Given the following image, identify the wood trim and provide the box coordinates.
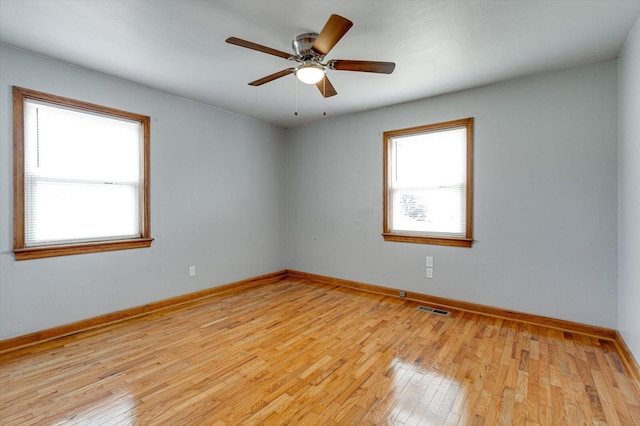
[382,127,391,235]
[465,117,474,240]
[12,86,152,261]
[286,269,618,340]
[614,331,640,389]
[14,238,155,260]
[382,117,474,247]
[382,233,473,247]
[13,87,26,251]
[12,86,151,121]
[0,270,287,354]
[142,112,152,239]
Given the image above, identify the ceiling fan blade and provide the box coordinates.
[311,14,353,56]
[331,60,396,74]
[316,76,337,98]
[249,68,295,86]
[226,37,291,59]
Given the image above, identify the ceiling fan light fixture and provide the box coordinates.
[295,63,325,84]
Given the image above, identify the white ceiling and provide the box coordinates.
[1,0,639,128]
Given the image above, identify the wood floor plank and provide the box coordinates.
[0,277,638,425]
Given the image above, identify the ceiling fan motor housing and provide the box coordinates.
[292,32,320,60]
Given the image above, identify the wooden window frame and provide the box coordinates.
[13,86,153,260]
[382,117,474,247]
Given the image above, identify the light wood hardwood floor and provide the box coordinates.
[1,277,638,425]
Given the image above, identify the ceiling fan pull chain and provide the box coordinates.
[323,77,326,117]
[294,75,299,116]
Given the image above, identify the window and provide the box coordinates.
[13,86,152,260]
[383,117,473,247]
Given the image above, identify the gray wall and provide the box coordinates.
[0,46,287,340]
[619,16,640,361]
[286,60,619,328]
[0,44,624,342]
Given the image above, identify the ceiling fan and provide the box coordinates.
[226,14,395,98]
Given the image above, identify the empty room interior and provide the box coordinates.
[1,0,639,424]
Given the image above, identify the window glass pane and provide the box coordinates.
[23,99,143,246]
[26,180,139,245]
[391,187,465,236]
[24,100,142,183]
[390,126,467,236]
[393,128,466,188]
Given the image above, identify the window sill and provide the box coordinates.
[14,238,154,260]
[382,233,473,247]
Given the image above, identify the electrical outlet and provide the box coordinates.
[399,291,406,298]
[189,266,196,277]
[426,256,434,268]
[426,268,433,279]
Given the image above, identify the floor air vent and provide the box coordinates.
[417,305,450,316]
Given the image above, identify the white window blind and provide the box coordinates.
[390,127,467,237]
[23,99,143,246]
